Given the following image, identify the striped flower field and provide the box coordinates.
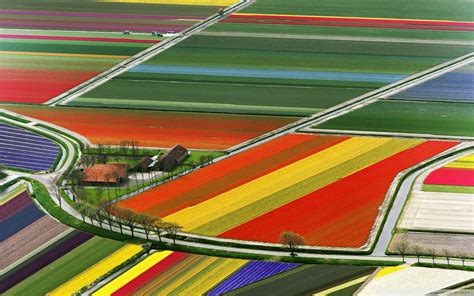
[0,122,59,171]
[423,154,474,193]
[399,153,474,233]
[0,0,226,33]
[94,251,300,296]
[0,187,141,295]
[0,30,158,104]
[118,134,458,247]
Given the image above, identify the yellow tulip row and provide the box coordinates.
[93,251,173,296]
[146,256,246,295]
[445,154,474,169]
[49,244,143,296]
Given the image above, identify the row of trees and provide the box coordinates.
[394,240,468,266]
[75,201,182,243]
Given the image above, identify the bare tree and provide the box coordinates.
[152,218,165,242]
[89,205,106,228]
[395,240,410,262]
[443,249,451,265]
[115,207,139,237]
[136,214,155,239]
[411,245,424,263]
[457,252,467,266]
[162,222,182,244]
[49,175,62,208]
[76,201,89,222]
[279,231,305,257]
[130,141,139,157]
[99,202,115,230]
[107,206,124,234]
[426,248,436,265]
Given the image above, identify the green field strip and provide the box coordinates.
[3,237,124,296]
[69,97,322,116]
[165,35,474,59]
[79,79,368,109]
[206,23,474,42]
[228,264,375,296]
[315,100,474,138]
[117,72,384,89]
[0,41,147,56]
[0,38,153,48]
[142,47,453,74]
[0,0,221,17]
[239,0,474,21]
[422,184,474,194]
[0,28,163,40]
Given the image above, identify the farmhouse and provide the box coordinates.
[83,163,128,185]
[156,145,189,172]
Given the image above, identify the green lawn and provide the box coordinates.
[315,100,474,137]
[4,237,124,296]
[78,150,225,205]
[423,184,474,194]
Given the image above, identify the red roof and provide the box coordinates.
[83,163,127,183]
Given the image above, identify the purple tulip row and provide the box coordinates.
[208,261,301,296]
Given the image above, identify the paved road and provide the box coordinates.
[199,31,474,46]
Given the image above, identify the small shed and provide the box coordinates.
[156,145,189,172]
[83,163,128,185]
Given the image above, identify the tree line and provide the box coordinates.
[394,239,468,266]
[75,201,182,244]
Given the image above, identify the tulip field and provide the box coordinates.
[93,250,374,295]
[315,62,474,137]
[1,184,144,296]
[0,122,59,171]
[67,0,474,115]
[2,105,299,150]
[0,0,230,104]
[0,0,225,32]
[0,30,157,104]
[118,134,458,247]
[1,0,473,293]
[399,154,474,233]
